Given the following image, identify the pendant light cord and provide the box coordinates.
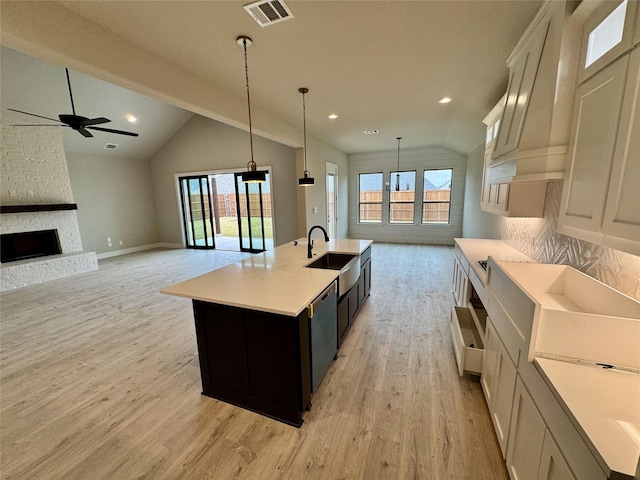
[243,39,255,168]
[396,137,402,191]
[302,89,308,173]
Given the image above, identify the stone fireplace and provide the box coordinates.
[1,121,98,290]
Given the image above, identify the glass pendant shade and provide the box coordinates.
[298,87,314,186]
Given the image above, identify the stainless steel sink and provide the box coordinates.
[306,253,360,296]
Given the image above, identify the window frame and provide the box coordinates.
[388,170,417,225]
[358,172,383,224]
[421,168,453,225]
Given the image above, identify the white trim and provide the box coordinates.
[96,243,182,260]
[326,162,338,239]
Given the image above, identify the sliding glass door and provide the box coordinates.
[179,175,215,249]
[234,172,270,253]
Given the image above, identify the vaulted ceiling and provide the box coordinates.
[1,1,543,158]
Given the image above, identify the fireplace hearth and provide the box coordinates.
[1,230,62,263]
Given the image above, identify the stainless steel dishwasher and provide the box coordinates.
[308,281,338,393]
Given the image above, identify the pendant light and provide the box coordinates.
[298,87,314,186]
[395,137,402,191]
[237,35,266,184]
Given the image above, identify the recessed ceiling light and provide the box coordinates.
[126,114,137,123]
[328,114,338,119]
[439,97,452,104]
[364,130,380,135]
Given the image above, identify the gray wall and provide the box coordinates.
[296,136,349,239]
[148,115,298,246]
[67,152,160,254]
[461,142,503,239]
[348,146,467,245]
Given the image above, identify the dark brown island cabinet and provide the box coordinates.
[192,246,372,427]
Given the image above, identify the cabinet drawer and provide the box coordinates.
[450,306,484,376]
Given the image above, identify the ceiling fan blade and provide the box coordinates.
[11,124,66,127]
[7,108,61,123]
[87,126,139,137]
[81,117,111,127]
[77,128,93,138]
[65,68,77,116]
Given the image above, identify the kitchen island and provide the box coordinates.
[161,238,372,427]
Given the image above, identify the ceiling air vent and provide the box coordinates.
[104,143,119,150]
[243,0,294,27]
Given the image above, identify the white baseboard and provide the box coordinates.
[96,243,183,260]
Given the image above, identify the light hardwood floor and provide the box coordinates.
[0,244,508,480]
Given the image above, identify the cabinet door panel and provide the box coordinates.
[491,342,518,457]
[537,430,576,480]
[602,46,640,247]
[481,148,493,207]
[559,55,629,233]
[507,377,546,480]
[481,320,500,407]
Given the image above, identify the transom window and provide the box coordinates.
[359,173,383,223]
[422,169,453,224]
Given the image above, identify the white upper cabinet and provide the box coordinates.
[559,0,640,256]
[601,46,640,252]
[558,55,628,234]
[579,0,638,83]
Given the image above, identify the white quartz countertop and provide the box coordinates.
[536,357,640,478]
[161,238,372,317]
[454,238,533,285]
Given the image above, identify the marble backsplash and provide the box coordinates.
[502,181,640,301]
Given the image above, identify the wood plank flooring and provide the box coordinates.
[0,244,508,479]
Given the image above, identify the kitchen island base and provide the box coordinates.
[193,300,310,427]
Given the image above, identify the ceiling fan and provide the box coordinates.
[8,68,139,138]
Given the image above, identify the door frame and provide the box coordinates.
[326,162,338,239]
[174,167,276,249]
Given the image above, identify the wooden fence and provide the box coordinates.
[189,193,272,219]
[359,190,450,223]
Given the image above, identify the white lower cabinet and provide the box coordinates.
[481,319,518,458]
[537,430,576,480]
[506,376,546,480]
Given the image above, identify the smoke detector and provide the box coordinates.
[243,0,294,27]
[104,143,119,150]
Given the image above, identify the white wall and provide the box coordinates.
[461,142,503,239]
[148,115,298,246]
[349,146,467,245]
[66,152,160,254]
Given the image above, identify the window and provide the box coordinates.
[422,169,453,224]
[389,171,416,224]
[359,173,383,223]
[585,0,628,68]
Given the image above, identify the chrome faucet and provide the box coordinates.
[307,225,329,258]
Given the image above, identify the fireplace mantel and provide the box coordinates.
[0,204,78,214]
